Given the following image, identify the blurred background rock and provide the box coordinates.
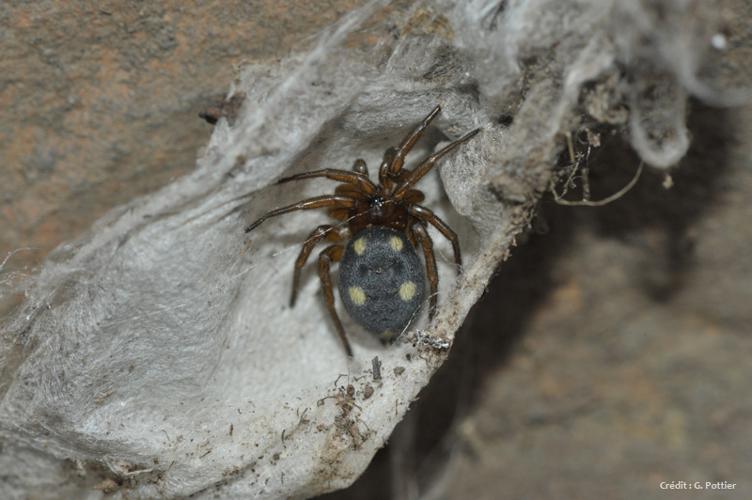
[0,0,366,298]
[2,1,750,499]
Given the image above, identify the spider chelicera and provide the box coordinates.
[246,106,479,355]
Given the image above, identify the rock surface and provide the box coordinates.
[1,1,750,499]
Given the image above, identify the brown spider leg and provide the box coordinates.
[378,147,396,190]
[400,188,425,205]
[393,128,480,199]
[245,195,355,232]
[318,244,352,356]
[405,221,418,247]
[352,158,368,176]
[409,205,462,271]
[335,183,369,200]
[277,169,376,195]
[290,224,343,307]
[411,221,439,320]
[388,105,442,175]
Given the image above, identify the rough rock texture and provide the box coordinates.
[0,0,366,302]
[1,1,749,499]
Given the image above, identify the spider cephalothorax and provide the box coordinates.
[246,106,479,355]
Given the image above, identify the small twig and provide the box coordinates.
[552,162,643,207]
[565,131,576,166]
[581,163,591,201]
[372,356,382,381]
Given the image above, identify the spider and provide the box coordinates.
[246,106,479,355]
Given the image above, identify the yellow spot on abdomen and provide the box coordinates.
[399,281,417,302]
[389,236,404,252]
[353,237,367,255]
[348,286,367,305]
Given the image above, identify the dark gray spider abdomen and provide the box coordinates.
[338,226,425,339]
